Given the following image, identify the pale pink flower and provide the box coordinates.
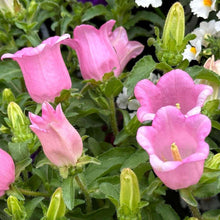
[29,102,83,167]
[64,20,144,81]
[136,106,211,190]
[1,34,72,103]
[0,149,15,196]
[134,69,213,122]
[200,55,220,100]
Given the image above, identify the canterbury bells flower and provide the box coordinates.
[1,35,72,103]
[29,102,83,167]
[64,20,144,81]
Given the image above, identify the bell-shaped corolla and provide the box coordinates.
[64,20,144,81]
[29,102,83,167]
[0,149,15,197]
[1,34,72,103]
[134,69,213,122]
[136,106,211,190]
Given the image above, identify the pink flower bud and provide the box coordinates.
[64,20,144,81]
[0,149,15,197]
[29,102,83,167]
[1,35,72,103]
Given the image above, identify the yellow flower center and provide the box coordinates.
[176,103,181,110]
[203,0,212,6]
[171,143,182,161]
[190,47,197,55]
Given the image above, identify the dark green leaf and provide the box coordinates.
[0,60,22,82]
[82,5,109,22]
[85,147,136,186]
[156,203,180,220]
[179,188,198,207]
[61,177,75,210]
[124,55,156,96]
[8,142,30,162]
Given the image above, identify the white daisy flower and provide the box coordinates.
[190,0,216,19]
[182,41,201,62]
[191,20,220,46]
[135,0,162,8]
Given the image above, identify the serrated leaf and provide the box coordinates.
[124,55,156,96]
[82,5,109,22]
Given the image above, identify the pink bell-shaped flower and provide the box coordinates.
[0,149,15,197]
[29,102,83,167]
[134,69,213,122]
[136,106,211,190]
[64,20,144,81]
[1,34,72,103]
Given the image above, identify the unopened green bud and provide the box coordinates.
[118,168,141,220]
[205,153,220,169]
[4,196,26,220]
[46,187,66,220]
[0,0,22,14]
[162,2,185,51]
[7,102,33,142]
[2,88,15,108]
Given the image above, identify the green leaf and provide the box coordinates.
[61,177,75,210]
[15,158,32,179]
[202,209,220,220]
[85,147,136,186]
[8,142,30,162]
[211,120,220,130]
[25,197,44,219]
[124,55,156,96]
[156,203,180,220]
[121,149,149,170]
[125,11,164,29]
[0,60,22,82]
[114,115,141,145]
[186,66,220,85]
[179,188,198,207]
[100,76,123,98]
[82,5,109,22]
[155,62,173,73]
[99,182,120,208]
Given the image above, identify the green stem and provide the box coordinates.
[188,205,203,220]
[75,175,92,213]
[108,95,118,137]
[18,188,50,197]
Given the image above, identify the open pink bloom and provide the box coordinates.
[136,106,211,190]
[64,20,144,81]
[0,149,15,196]
[29,102,83,167]
[1,34,72,103]
[134,69,213,122]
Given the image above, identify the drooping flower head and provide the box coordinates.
[134,69,213,122]
[29,102,83,167]
[64,20,144,81]
[136,106,211,190]
[190,0,216,19]
[0,149,15,197]
[1,34,72,103]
